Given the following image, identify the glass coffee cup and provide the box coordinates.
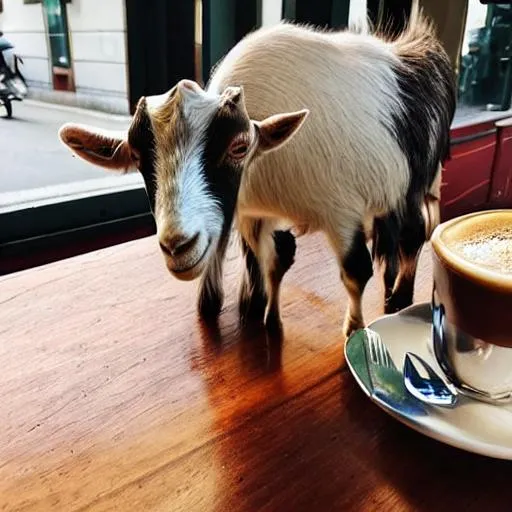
[430,209,512,403]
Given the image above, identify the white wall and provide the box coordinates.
[0,0,128,98]
[262,0,282,27]
[349,0,368,27]
[0,0,51,87]
[66,0,128,98]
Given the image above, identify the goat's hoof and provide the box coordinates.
[342,316,364,340]
[198,290,223,319]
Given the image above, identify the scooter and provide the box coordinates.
[0,31,28,118]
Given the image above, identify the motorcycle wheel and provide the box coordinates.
[3,99,12,118]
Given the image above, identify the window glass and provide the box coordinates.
[459,2,512,112]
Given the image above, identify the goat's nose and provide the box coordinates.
[159,233,200,257]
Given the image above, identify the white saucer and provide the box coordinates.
[345,302,512,460]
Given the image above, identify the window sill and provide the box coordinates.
[0,175,155,276]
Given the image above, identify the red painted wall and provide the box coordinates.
[442,116,512,220]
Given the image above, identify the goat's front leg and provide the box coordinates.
[330,224,374,339]
[261,225,296,333]
[238,218,296,332]
[239,233,267,322]
[197,235,229,319]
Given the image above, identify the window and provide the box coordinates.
[458,2,512,112]
[2,0,511,276]
[0,0,264,275]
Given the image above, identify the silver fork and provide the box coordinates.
[363,327,405,401]
[365,327,456,407]
[366,327,397,371]
[359,328,427,413]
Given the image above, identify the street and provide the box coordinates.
[0,100,134,195]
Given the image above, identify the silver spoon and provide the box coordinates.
[403,352,458,407]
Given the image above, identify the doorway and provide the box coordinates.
[42,0,74,91]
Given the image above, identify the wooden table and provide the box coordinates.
[1,234,509,512]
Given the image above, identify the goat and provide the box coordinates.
[58,4,456,339]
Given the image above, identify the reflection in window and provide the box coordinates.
[459,2,512,112]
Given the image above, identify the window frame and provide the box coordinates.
[0,182,155,275]
[3,0,512,276]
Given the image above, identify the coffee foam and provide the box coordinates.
[433,210,512,289]
[443,214,512,275]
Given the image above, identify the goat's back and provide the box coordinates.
[207,17,454,231]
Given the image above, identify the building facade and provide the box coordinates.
[0,0,130,113]
[0,0,369,115]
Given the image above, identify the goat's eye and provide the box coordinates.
[228,140,249,161]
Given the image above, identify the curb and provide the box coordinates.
[26,86,132,118]
[0,174,143,211]
[24,99,133,122]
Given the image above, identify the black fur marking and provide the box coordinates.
[372,213,399,261]
[385,274,415,314]
[202,107,251,241]
[343,227,373,293]
[372,213,400,300]
[383,256,399,301]
[239,229,296,326]
[375,34,456,314]
[263,230,297,334]
[201,108,253,321]
[198,285,224,319]
[272,230,296,279]
[385,205,425,313]
[397,206,425,260]
[197,237,229,319]
[128,100,157,212]
[239,237,267,322]
[391,47,456,203]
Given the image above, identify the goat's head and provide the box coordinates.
[58,79,308,280]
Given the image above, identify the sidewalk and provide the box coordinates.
[0,99,138,211]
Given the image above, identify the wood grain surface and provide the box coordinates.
[1,234,509,512]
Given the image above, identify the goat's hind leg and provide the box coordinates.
[386,230,423,312]
[330,224,374,339]
[386,201,433,313]
[372,214,400,312]
[386,165,442,312]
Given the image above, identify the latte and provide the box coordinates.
[441,211,512,277]
[432,210,512,292]
[431,209,512,400]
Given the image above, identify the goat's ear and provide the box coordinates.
[254,109,309,154]
[58,123,136,172]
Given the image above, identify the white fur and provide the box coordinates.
[208,23,410,242]
[205,22,415,333]
[57,7,451,336]
[152,83,224,276]
[201,14,452,336]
